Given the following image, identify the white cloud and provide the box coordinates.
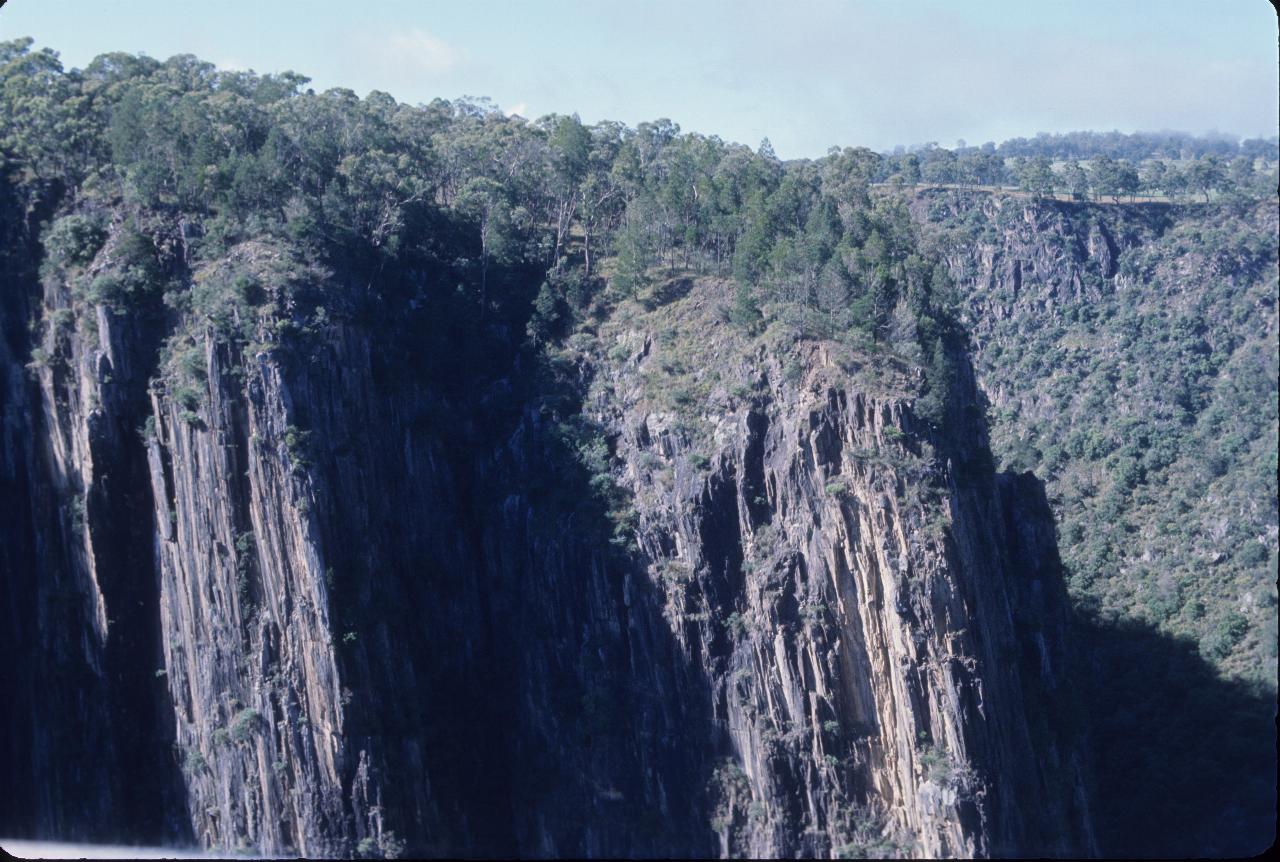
[340,27,466,97]
[381,28,462,76]
[504,102,528,118]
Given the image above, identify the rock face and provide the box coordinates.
[583,291,1093,858]
[2,192,1093,857]
[0,181,190,846]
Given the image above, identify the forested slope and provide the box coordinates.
[913,190,1277,855]
[917,191,1277,682]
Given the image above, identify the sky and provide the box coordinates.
[1,0,1275,159]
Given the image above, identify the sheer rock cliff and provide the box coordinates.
[2,194,1094,858]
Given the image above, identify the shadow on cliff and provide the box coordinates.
[295,220,726,857]
[475,329,727,858]
[931,296,1276,859]
[994,462,1274,858]
[1075,613,1277,858]
[937,339,1274,858]
[0,173,191,847]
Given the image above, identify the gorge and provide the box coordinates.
[1,42,1275,859]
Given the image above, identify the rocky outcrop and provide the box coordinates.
[584,287,1092,857]
[0,180,190,845]
[2,188,1093,857]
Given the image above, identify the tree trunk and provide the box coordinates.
[479,217,489,320]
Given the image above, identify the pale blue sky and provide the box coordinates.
[1,0,1275,158]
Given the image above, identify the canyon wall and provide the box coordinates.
[1,187,1096,858]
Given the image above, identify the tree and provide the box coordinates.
[920,147,958,185]
[1162,163,1189,202]
[333,148,432,249]
[575,125,625,278]
[1138,160,1168,197]
[528,279,568,342]
[727,282,763,333]
[613,192,659,296]
[1,39,104,188]
[901,153,921,186]
[1227,156,1255,193]
[457,176,509,314]
[1063,161,1090,200]
[1185,156,1225,202]
[547,114,591,267]
[1088,155,1122,202]
[1115,160,1140,202]
[969,151,1006,187]
[1018,156,1055,198]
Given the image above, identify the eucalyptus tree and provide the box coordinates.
[1062,160,1090,200]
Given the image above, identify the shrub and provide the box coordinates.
[85,272,129,308]
[171,380,202,412]
[918,744,948,780]
[379,832,405,859]
[1236,541,1268,567]
[49,308,75,331]
[229,708,263,743]
[1203,612,1249,660]
[67,493,86,532]
[42,213,107,270]
[657,559,694,584]
[283,425,312,469]
[183,749,208,774]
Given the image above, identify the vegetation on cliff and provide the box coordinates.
[918,191,1278,685]
[918,189,1277,855]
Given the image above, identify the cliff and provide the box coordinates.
[7,45,1280,854]
[1,183,1093,857]
[0,177,189,845]
[581,281,1094,857]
